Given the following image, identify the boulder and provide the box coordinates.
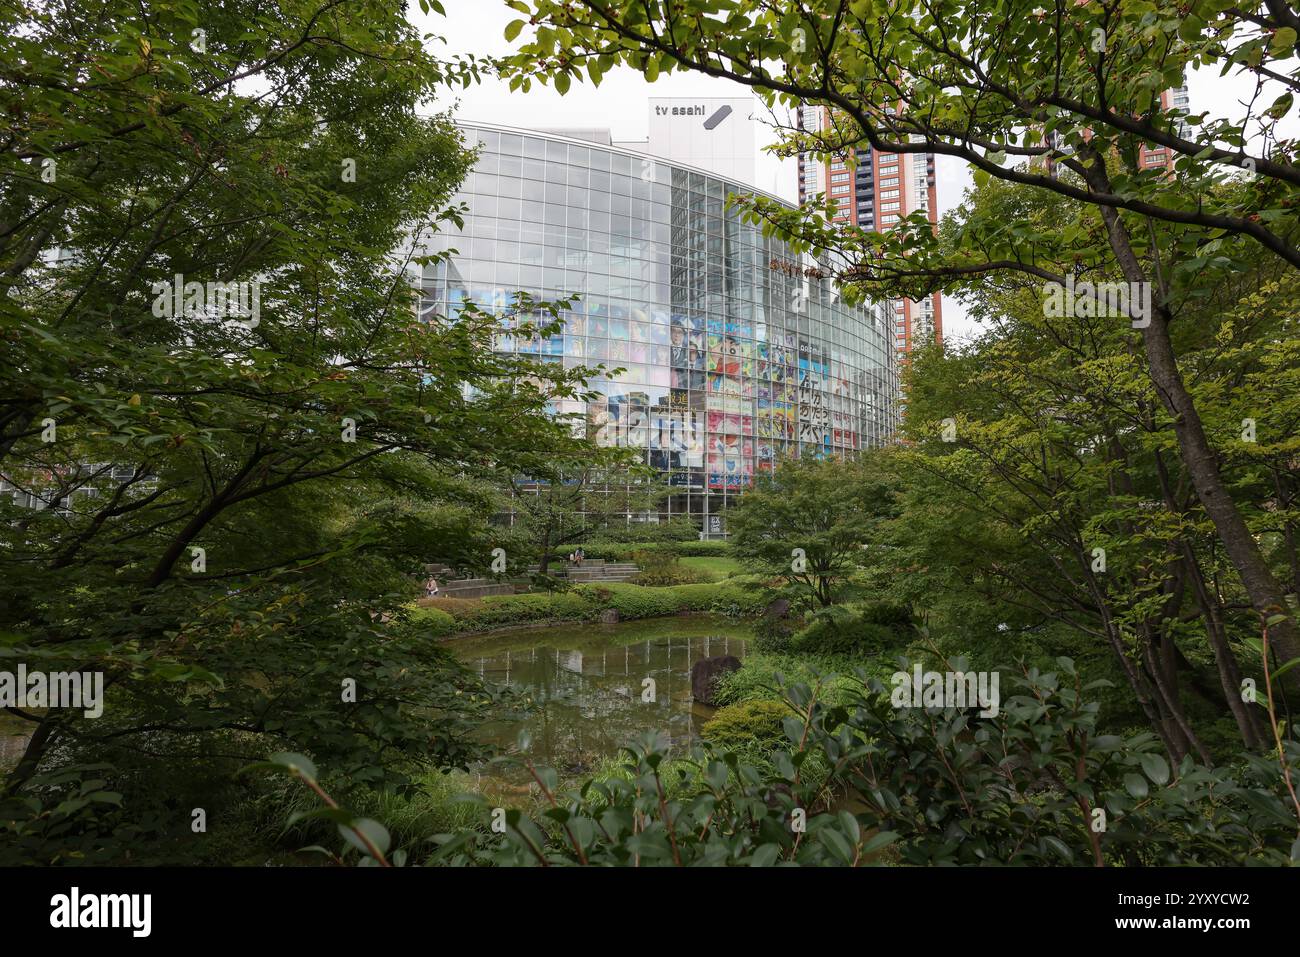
[599,608,621,624]
[764,598,791,619]
[692,654,742,706]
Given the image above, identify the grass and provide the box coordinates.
[678,555,747,580]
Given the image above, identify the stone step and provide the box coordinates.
[435,578,515,599]
[527,561,638,575]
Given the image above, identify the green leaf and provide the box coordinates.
[1042,835,1074,863]
[1269,28,1297,58]
[1123,773,1149,799]
[861,830,899,855]
[339,818,391,859]
[1140,753,1170,786]
[820,825,855,863]
[1271,657,1300,681]
[750,843,781,867]
[271,752,317,781]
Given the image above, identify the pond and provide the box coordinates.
[448,616,753,785]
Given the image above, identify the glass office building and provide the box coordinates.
[417,123,897,529]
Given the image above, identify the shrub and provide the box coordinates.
[584,517,700,544]
[701,700,795,748]
[792,602,914,657]
[556,539,734,563]
[411,592,595,633]
[708,580,771,617]
[408,605,456,637]
[424,658,1300,866]
[587,582,686,619]
[752,612,800,653]
[417,596,483,617]
[264,655,1300,867]
[407,579,769,638]
[465,592,594,628]
[712,652,868,708]
[629,549,711,586]
[673,539,734,557]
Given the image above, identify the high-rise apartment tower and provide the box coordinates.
[796,105,942,359]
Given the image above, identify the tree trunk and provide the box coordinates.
[1085,567,1186,761]
[1084,170,1300,687]
[1180,541,1268,749]
[537,525,552,577]
[1273,468,1300,600]
[3,713,59,796]
[1150,447,1268,749]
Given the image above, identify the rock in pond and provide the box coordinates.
[692,654,741,706]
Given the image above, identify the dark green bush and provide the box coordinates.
[629,549,712,586]
[409,579,767,637]
[409,605,456,637]
[411,591,596,633]
[752,612,800,653]
[423,657,1300,866]
[583,517,700,544]
[554,539,733,563]
[792,602,914,657]
[712,651,869,707]
[594,582,685,618]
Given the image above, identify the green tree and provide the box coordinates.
[507,458,666,577]
[728,455,896,607]
[855,176,1300,759]
[0,0,592,857]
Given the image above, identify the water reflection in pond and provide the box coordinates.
[449,616,752,782]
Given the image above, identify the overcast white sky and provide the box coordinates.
[414,2,1298,343]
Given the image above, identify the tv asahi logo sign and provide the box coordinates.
[653,103,733,129]
[50,888,151,937]
[655,103,706,116]
[151,273,260,329]
[1042,274,1151,328]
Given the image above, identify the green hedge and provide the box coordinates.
[410,591,594,634]
[409,606,456,637]
[583,518,700,544]
[671,540,735,557]
[554,539,735,563]
[409,577,767,636]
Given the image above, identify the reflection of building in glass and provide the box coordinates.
[418,124,897,527]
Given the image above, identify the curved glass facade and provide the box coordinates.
[419,124,897,526]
